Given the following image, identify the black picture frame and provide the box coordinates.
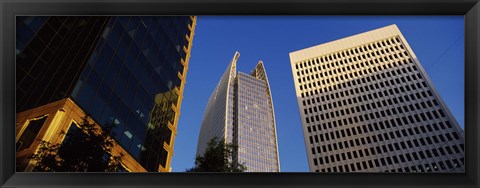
[1,0,479,187]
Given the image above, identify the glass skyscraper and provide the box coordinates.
[196,52,280,172]
[15,16,196,172]
[290,25,465,173]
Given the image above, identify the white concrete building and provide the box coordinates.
[290,25,465,173]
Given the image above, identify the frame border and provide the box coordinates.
[1,0,479,188]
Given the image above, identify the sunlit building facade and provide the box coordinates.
[290,25,465,173]
[15,16,196,172]
[196,52,280,172]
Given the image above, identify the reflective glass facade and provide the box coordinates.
[15,98,148,172]
[16,16,196,172]
[196,52,280,172]
[16,16,110,112]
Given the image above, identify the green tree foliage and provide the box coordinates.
[30,117,123,172]
[187,137,246,172]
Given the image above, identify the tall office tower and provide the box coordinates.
[289,25,465,173]
[15,16,196,172]
[196,52,280,172]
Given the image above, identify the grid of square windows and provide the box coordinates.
[293,35,465,172]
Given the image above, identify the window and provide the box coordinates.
[16,115,49,151]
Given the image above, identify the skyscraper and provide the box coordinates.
[289,25,465,173]
[196,52,280,172]
[15,16,196,172]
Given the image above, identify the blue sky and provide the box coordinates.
[171,16,464,172]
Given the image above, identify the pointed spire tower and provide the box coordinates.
[196,52,280,172]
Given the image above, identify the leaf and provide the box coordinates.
[30,115,124,172]
[187,137,246,172]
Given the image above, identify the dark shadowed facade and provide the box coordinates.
[15,16,196,172]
